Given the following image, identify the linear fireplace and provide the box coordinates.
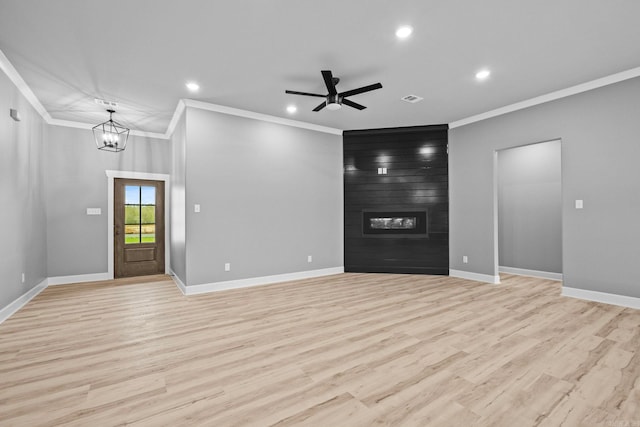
[362,210,428,238]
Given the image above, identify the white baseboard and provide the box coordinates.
[168,270,187,295]
[449,269,501,284]
[0,279,48,325]
[499,266,563,281]
[47,272,110,286]
[562,287,640,310]
[183,267,345,296]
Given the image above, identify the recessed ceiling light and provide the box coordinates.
[395,25,413,39]
[186,82,200,92]
[286,105,297,114]
[475,69,491,80]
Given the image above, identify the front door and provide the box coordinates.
[114,179,165,278]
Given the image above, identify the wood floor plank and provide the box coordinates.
[0,272,639,426]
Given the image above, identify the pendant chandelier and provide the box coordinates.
[92,109,129,152]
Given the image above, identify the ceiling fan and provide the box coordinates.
[285,70,382,112]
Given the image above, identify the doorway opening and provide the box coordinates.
[495,139,563,281]
[106,170,170,280]
[114,178,165,278]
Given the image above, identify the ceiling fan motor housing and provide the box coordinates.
[327,94,342,107]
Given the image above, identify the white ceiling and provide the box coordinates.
[1,0,639,134]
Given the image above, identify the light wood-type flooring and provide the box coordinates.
[0,273,639,426]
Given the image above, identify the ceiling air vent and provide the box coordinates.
[401,94,423,103]
[94,98,119,108]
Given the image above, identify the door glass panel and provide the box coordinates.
[142,224,156,243]
[125,225,141,244]
[141,205,155,224]
[125,186,140,205]
[141,186,156,243]
[141,186,155,205]
[125,205,140,224]
[124,185,156,244]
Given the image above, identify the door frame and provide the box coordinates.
[106,170,170,280]
[492,138,563,282]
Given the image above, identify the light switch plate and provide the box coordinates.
[194,204,201,213]
[86,208,101,215]
[575,200,584,209]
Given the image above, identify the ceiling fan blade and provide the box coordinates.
[312,101,327,112]
[285,90,326,97]
[321,70,337,95]
[339,82,383,98]
[342,98,367,110]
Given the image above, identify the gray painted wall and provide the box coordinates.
[45,126,171,277]
[184,108,343,286]
[0,70,48,310]
[170,112,187,284]
[450,76,640,298]
[498,140,561,273]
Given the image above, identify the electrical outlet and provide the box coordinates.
[21,273,25,283]
[224,263,230,272]
[307,255,312,263]
[463,256,468,264]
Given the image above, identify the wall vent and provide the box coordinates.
[401,94,423,103]
[94,98,119,108]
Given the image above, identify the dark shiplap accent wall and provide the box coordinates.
[343,125,449,274]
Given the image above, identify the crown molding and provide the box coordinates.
[5,47,638,137]
[0,48,51,122]
[46,118,93,130]
[450,66,640,129]
[165,99,186,137]
[2,45,340,138]
[1,48,170,139]
[46,117,169,139]
[183,99,343,135]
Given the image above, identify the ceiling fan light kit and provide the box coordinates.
[285,70,382,112]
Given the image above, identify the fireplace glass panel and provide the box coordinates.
[362,210,427,237]
[369,216,417,230]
